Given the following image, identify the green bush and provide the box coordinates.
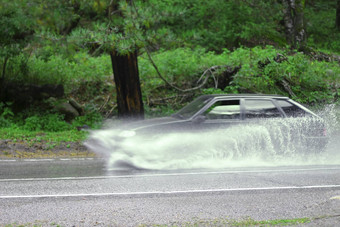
[2,44,340,125]
[139,47,228,92]
[0,102,14,128]
[229,47,340,103]
[1,100,104,132]
[72,111,103,129]
[139,45,340,108]
[43,114,72,132]
[305,2,340,54]
[146,0,283,50]
[5,52,112,93]
[23,113,71,132]
[23,115,42,131]
[21,108,104,132]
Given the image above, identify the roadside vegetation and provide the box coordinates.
[1,0,340,152]
[142,217,311,226]
[2,217,311,226]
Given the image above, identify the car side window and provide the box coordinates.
[277,100,308,117]
[245,99,282,119]
[204,100,241,120]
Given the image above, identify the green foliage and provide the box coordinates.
[0,127,88,143]
[0,102,14,128]
[30,0,81,34]
[0,101,103,132]
[305,1,340,53]
[0,0,34,83]
[229,46,340,103]
[0,102,104,132]
[1,0,340,128]
[139,47,228,91]
[139,45,340,107]
[64,0,286,55]
[142,0,284,51]
[144,105,177,118]
[72,111,103,129]
[202,88,225,95]
[66,0,146,55]
[0,1,33,58]
[5,52,112,90]
[147,217,311,226]
[23,113,71,132]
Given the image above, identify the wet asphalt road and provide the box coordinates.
[0,159,340,226]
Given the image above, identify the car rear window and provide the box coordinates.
[245,99,282,118]
[277,100,308,117]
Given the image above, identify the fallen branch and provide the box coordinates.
[281,78,297,98]
[105,104,117,118]
[196,65,228,89]
[99,95,111,112]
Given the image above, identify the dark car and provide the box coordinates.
[113,94,328,153]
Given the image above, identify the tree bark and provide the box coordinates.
[107,0,144,120]
[0,57,8,101]
[282,0,306,49]
[110,51,144,120]
[336,0,340,31]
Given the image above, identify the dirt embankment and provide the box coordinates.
[0,140,96,159]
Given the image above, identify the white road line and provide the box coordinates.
[331,195,340,200]
[1,185,340,199]
[0,158,95,162]
[0,167,340,182]
[23,159,55,162]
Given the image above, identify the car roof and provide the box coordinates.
[200,94,290,100]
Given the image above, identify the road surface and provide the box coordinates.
[0,159,340,226]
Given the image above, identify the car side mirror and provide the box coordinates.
[192,115,206,124]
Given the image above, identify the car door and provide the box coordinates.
[242,98,290,152]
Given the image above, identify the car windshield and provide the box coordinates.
[172,96,213,119]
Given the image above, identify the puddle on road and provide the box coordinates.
[85,105,340,170]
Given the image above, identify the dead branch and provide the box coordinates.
[99,95,111,112]
[281,79,296,98]
[105,104,117,118]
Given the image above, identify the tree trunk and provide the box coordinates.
[336,0,340,31]
[110,51,144,120]
[0,57,8,101]
[282,0,306,49]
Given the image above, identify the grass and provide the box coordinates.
[0,128,95,158]
[231,217,310,226]
[3,217,311,227]
[2,221,61,227]
[138,217,311,227]
[0,128,88,143]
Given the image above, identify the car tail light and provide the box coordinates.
[323,128,327,136]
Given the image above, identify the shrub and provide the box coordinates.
[5,52,112,93]
[72,111,103,129]
[139,47,228,92]
[305,2,340,54]
[0,102,14,128]
[229,47,340,104]
[23,113,72,132]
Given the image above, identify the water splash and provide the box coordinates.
[85,106,340,170]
